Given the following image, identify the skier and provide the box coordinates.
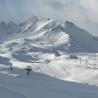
[25,66,32,76]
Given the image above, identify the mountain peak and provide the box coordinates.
[0,16,98,52]
[65,21,76,29]
[25,16,38,24]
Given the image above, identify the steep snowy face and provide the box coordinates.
[3,22,69,53]
[0,16,70,53]
[44,24,69,51]
[64,21,98,53]
[14,18,70,52]
[18,16,38,33]
[0,16,39,42]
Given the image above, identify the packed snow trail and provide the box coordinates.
[0,68,98,98]
[0,86,27,98]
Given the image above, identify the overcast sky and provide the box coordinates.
[0,0,98,36]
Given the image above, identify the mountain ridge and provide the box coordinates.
[0,16,98,53]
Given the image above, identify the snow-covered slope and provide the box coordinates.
[64,21,98,52]
[0,67,98,98]
[0,38,98,86]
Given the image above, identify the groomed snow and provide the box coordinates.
[0,67,98,98]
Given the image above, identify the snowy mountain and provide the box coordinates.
[18,16,38,33]
[0,16,98,98]
[0,16,98,53]
[64,21,98,52]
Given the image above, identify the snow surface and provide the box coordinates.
[0,67,98,98]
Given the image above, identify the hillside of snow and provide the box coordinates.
[0,67,98,98]
[0,36,98,86]
[64,21,98,52]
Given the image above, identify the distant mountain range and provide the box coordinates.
[0,16,98,53]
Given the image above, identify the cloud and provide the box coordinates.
[81,0,98,13]
[43,0,65,10]
[0,0,98,36]
[80,0,98,22]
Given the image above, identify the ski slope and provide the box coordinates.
[0,67,98,98]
